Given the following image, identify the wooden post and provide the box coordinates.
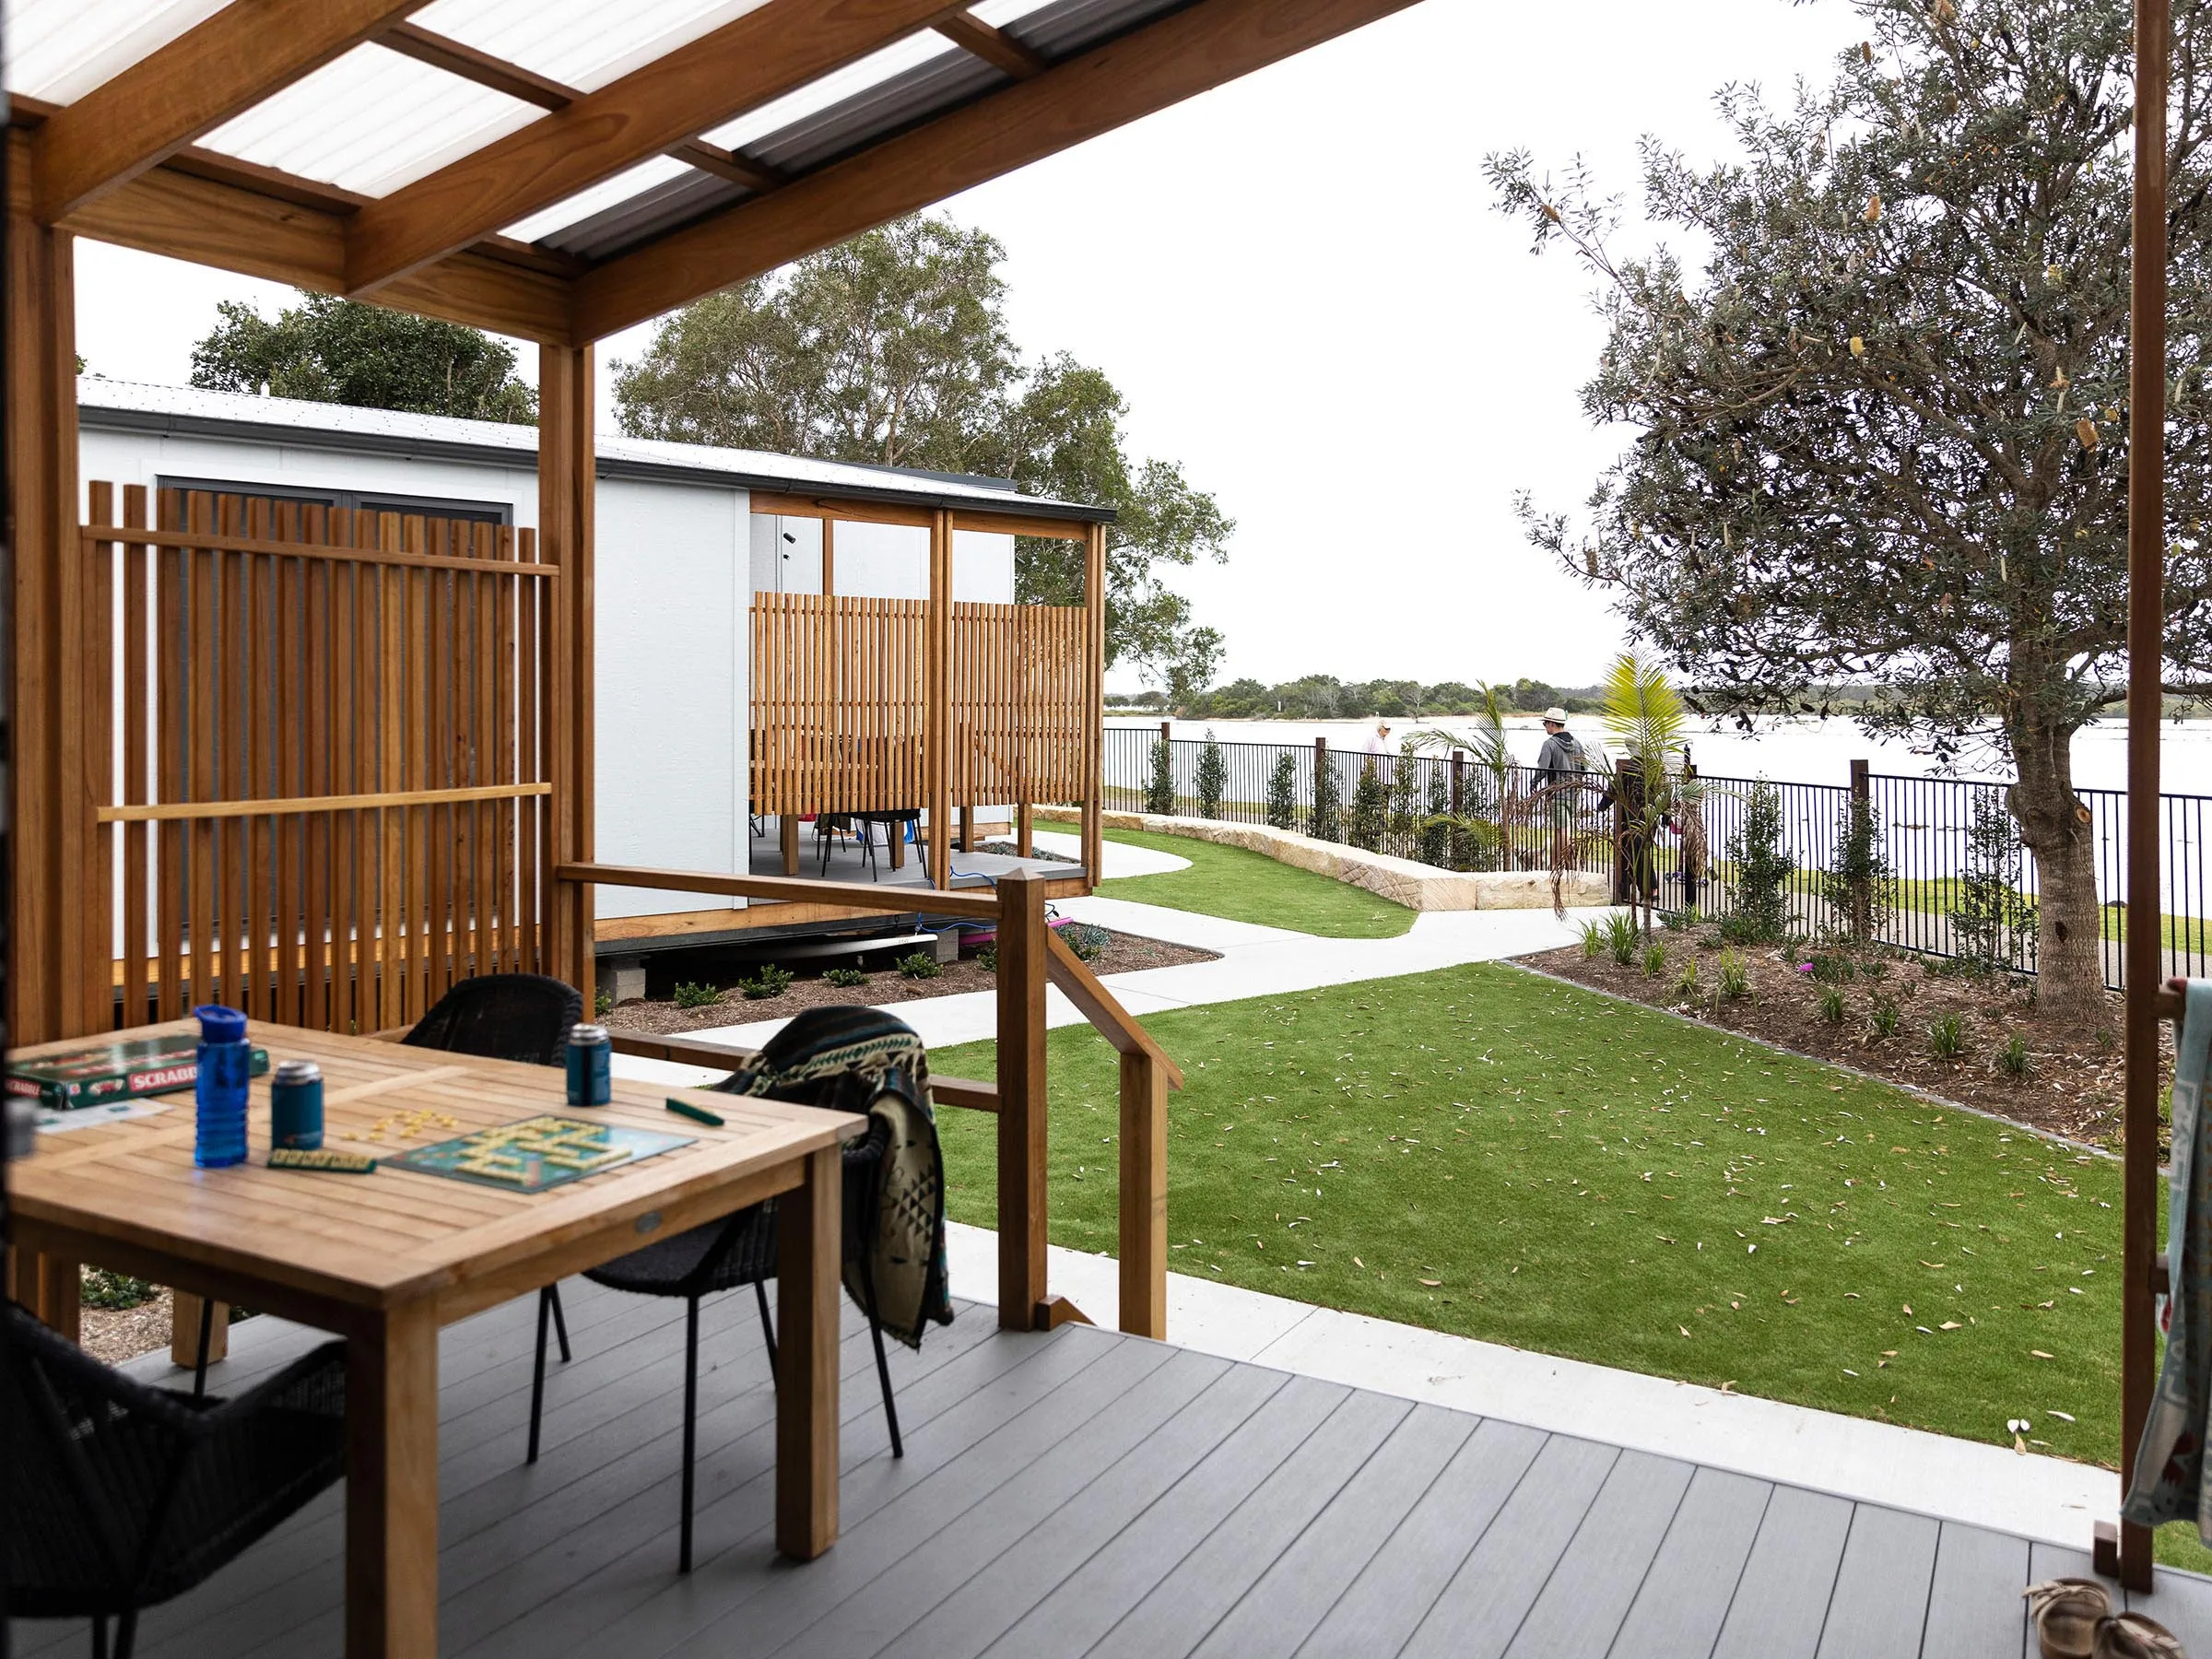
[926,509,954,889]
[170,1290,229,1369]
[780,814,801,876]
[1118,1049,1168,1340]
[820,516,835,596]
[1080,522,1106,888]
[1612,758,1632,904]
[1017,802,1034,857]
[347,1300,441,1659]
[959,803,973,853]
[775,1143,841,1559]
[539,345,595,993]
[6,135,89,1043]
[2102,0,2171,1595]
[994,868,1049,1329]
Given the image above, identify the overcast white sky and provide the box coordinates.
[70,0,1857,691]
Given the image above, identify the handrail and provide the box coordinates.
[567,861,1177,1339]
[606,1030,1000,1112]
[1045,930,1184,1089]
[553,860,1002,922]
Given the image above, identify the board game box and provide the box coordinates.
[6,1035,271,1110]
[382,1114,692,1194]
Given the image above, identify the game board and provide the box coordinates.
[384,1115,692,1193]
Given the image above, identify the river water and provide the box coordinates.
[1111,714,2212,795]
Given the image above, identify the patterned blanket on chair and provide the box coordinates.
[719,1005,953,1347]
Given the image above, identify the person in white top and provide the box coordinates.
[1362,721,1393,781]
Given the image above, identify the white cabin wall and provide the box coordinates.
[76,428,537,525]
[952,528,1015,602]
[594,478,749,920]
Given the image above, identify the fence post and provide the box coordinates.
[1159,719,1171,745]
[1849,758,1872,938]
[1613,758,1632,904]
[994,869,1050,1330]
[1017,801,1034,858]
[1119,1048,1168,1340]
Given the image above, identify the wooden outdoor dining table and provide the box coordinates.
[7,1020,865,1658]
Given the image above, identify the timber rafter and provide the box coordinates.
[21,0,1418,347]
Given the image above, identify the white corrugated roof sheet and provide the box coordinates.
[3,0,1189,265]
[78,378,1110,518]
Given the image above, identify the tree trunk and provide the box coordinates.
[2009,716,2109,1032]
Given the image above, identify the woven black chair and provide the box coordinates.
[529,1112,903,1572]
[814,812,879,879]
[401,972,585,1427]
[3,1300,348,1659]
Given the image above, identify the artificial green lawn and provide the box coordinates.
[1095,826,1417,938]
[935,961,2128,1469]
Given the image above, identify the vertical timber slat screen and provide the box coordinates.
[952,601,1088,807]
[88,485,558,1032]
[749,593,928,816]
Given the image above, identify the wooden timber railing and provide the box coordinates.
[558,861,1182,1338]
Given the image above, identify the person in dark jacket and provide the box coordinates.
[1535,708,1590,866]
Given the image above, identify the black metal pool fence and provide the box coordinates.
[1103,724,2211,992]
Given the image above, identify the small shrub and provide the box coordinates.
[594,987,613,1018]
[1950,792,2038,972]
[824,966,868,988]
[1580,918,1607,960]
[81,1267,158,1310]
[1869,995,1900,1039]
[1716,950,1752,1000]
[1715,910,1769,946]
[1820,794,1894,944]
[1265,753,1300,831]
[672,981,723,1010]
[1195,731,1229,820]
[976,945,998,972]
[1145,738,1178,816]
[1727,779,1796,943]
[740,964,794,1000]
[1997,1032,2033,1079]
[1419,766,1453,867]
[1349,766,1387,852]
[1860,957,1891,982]
[1806,952,1855,984]
[1927,1012,1966,1060]
[1641,941,1668,979]
[1674,958,1701,1001]
[1602,911,1641,966]
[1661,907,1696,932]
[895,952,943,981]
[1311,755,1343,843]
[1063,922,1111,963]
[1817,984,1847,1025]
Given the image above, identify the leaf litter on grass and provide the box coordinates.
[928,960,2125,1471]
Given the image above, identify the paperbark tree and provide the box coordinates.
[1490,0,2212,1029]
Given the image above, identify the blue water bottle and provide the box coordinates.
[193,1005,252,1169]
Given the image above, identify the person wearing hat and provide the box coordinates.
[1535,707,1591,863]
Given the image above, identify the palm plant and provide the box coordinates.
[1598,651,1704,935]
[1406,680,1513,872]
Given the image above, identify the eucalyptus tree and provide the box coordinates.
[1489,0,2212,1029]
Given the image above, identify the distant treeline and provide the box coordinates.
[1105,676,1600,718]
[1106,676,1919,721]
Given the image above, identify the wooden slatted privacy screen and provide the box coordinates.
[951,601,1088,806]
[87,483,558,1034]
[748,593,926,816]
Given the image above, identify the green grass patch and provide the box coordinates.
[935,960,2124,1473]
[1095,827,1416,939]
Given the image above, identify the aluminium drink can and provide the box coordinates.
[270,1058,324,1151]
[566,1024,612,1107]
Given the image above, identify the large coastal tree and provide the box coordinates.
[192,292,536,423]
[613,214,1231,690]
[1491,0,2212,1029]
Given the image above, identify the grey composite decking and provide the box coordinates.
[14,1279,2212,1659]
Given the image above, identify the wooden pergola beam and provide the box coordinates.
[64,163,575,344]
[32,0,428,224]
[379,21,576,111]
[572,0,1420,341]
[342,0,966,297]
[933,13,1049,78]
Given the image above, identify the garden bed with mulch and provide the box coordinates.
[1523,925,2169,1147]
[603,927,1217,1038]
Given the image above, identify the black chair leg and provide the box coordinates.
[114,1610,138,1659]
[860,1259,903,1458]
[679,1292,700,1574]
[192,1297,215,1400]
[547,1281,572,1363]
[755,1278,778,1382]
[526,1287,552,1465]
[91,1615,108,1659]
